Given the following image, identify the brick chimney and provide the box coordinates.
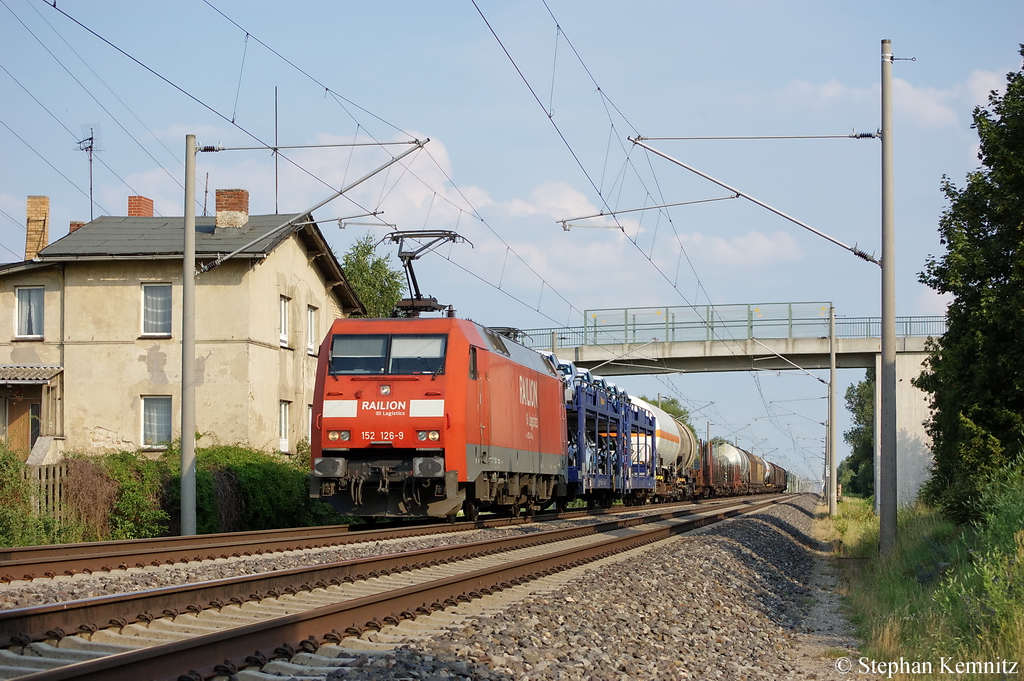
[216,189,249,228]
[128,195,154,217]
[25,196,49,260]
[69,221,86,233]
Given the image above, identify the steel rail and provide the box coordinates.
[0,495,761,581]
[0,495,787,645]
[9,494,800,680]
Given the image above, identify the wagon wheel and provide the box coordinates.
[464,499,480,523]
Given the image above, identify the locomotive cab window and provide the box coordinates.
[330,334,447,375]
[330,335,388,374]
[390,335,446,374]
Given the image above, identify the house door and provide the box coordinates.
[8,400,40,456]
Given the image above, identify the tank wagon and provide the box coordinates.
[309,316,788,519]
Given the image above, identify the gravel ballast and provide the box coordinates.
[327,496,874,680]
[2,497,875,679]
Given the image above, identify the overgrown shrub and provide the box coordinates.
[835,462,1024,664]
[0,444,93,546]
[0,445,41,546]
[2,442,345,546]
[933,463,1024,652]
[160,444,346,534]
[63,457,118,541]
[97,451,170,539]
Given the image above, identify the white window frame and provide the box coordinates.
[279,400,290,452]
[307,305,318,355]
[15,286,44,339]
[279,296,290,347]
[307,404,313,444]
[141,283,172,337]
[142,395,173,449]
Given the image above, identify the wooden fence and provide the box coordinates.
[24,463,66,520]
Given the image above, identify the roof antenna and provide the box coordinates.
[77,126,100,221]
[202,172,210,216]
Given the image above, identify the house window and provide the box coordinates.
[279,400,290,452]
[279,296,290,347]
[307,305,318,355]
[142,284,172,336]
[15,286,44,338]
[143,396,172,448]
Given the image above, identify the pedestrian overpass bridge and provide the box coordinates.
[518,302,943,374]
[517,302,946,507]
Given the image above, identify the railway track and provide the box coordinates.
[0,493,800,680]
[0,494,767,583]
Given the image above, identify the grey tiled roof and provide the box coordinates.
[38,214,302,259]
[0,365,62,383]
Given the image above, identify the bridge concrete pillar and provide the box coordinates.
[874,351,933,510]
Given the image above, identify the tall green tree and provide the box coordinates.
[914,47,1024,522]
[838,368,874,497]
[340,234,406,318]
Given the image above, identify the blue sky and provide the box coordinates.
[2,0,1021,479]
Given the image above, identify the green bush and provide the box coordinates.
[1,442,346,547]
[836,462,1024,664]
[160,444,347,534]
[933,463,1024,650]
[0,444,94,546]
[99,451,170,539]
[0,445,42,547]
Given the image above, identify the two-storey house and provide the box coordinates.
[0,191,363,462]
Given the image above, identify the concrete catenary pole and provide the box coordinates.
[181,134,197,536]
[829,305,837,516]
[879,40,898,555]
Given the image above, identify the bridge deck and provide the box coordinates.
[519,302,943,376]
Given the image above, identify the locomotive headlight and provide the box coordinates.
[327,430,350,442]
[340,430,351,441]
[417,431,428,441]
[428,430,440,441]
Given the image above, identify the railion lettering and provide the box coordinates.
[519,376,538,407]
[361,400,407,411]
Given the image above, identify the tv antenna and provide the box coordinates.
[379,230,472,317]
[77,126,100,220]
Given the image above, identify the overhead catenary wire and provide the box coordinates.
[23,0,183,171]
[42,2,394,219]
[474,3,832,466]
[4,0,187,196]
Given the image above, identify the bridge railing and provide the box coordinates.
[518,302,946,350]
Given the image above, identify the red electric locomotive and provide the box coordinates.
[309,317,567,520]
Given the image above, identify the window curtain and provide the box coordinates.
[144,286,172,334]
[144,397,172,446]
[17,288,43,336]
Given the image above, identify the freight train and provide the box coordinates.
[309,316,788,520]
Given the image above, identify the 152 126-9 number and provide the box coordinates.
[361,431,405,441]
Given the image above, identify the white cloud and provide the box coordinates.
[768,76,979,130]
[961,69,1004,109]
[504,182,599,220]
[679,230,802,267]
[892,78,959,128]
[915,286,952,316]
[772,78,875,110]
